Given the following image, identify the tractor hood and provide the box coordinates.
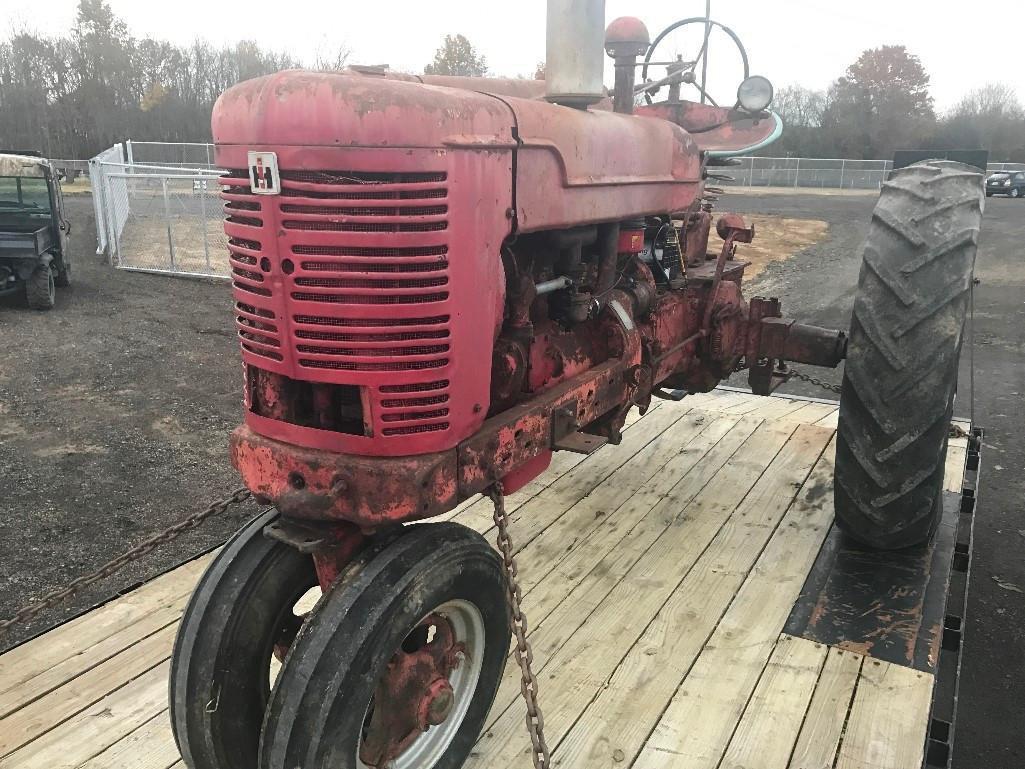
[212,70,517,150]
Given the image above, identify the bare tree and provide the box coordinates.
[937,83,1025,161]
[772,85,826,128]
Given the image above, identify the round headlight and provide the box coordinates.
[737,75,774,113]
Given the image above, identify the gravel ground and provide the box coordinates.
[0,196,263,649]
[1,190,1022,767]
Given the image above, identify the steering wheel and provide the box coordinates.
[640,17,750,106]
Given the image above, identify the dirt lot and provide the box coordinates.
[0,196,260,647]
[1,190,1022,767]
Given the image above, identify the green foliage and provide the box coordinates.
[423,34,487,77]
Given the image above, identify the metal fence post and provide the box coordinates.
[90,158,107,257]
[839,160,845,190]
[200,179,211,270]
[104,171,120,266]
[162,177,176,271]
[794,157,800,188]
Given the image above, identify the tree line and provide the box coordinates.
[1,4,1022,164]
[770,46,1024,162]
[0,0,345,159]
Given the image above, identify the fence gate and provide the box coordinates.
[90,142,226,278]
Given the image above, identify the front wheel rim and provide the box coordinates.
[357,599,486,768]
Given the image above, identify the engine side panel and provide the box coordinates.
[508,98,704,231]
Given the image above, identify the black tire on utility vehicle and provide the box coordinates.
[169,509,319,769]
[55,260,71,288]
[260,522,509,769]
[25,265,55,310]
[834,160,984,550]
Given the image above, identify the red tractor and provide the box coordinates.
[170,5,984,768]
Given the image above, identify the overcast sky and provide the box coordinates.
[5,0,1024,112]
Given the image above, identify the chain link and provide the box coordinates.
[788,366,843,394]
[486,483,551,769]
[0,488,252,638]
[789,366,971,442]
[949,423,971,440]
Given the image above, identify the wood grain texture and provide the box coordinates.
[834,658,933,769]
[788,647,864,769]
[633,436,839,769]
[719,634,828,769]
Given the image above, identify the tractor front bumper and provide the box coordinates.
[230,425,459,530]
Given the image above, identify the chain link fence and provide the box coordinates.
[126,140,216,169]
[724,157,1025,190]
[90,142,226,278]
[724,157,894,190]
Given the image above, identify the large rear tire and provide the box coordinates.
[834,161,984,549]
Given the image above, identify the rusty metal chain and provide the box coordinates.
[486,483,551,769]
[0,488,252,638]
[949,423,971,440]
[787,366,843,395]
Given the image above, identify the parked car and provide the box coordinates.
[986,170,1025,198]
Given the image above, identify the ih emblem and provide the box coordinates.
[248,151,280,195]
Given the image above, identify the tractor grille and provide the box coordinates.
[221,164,454,441]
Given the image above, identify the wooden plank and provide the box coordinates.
[740,396,815,422]
[834,659,933,769]
[788,647,864,769]
[0,555,210,700]
[0,625,176,757]
[513,409,721,595]
[0,603,182,718]
[444,401,668,531]
[779,401,838,425]
[497,404,692,552]
[682,390,761,413]
[719,394,795,416]
[77,710,179,769]
[718,635,828,769]
[944,441,968,493]
[467,420,799,769]
[0,661,170,769]
[633,436,838,769]
[485,415,763,732]
[552,426,832,769]
[815,409,840,429]
[517,414,751,650]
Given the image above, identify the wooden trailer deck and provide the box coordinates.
[0,388,976,769]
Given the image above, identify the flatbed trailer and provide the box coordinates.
[0,387,980,769]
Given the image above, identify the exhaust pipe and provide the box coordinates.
[545,0,606,108]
